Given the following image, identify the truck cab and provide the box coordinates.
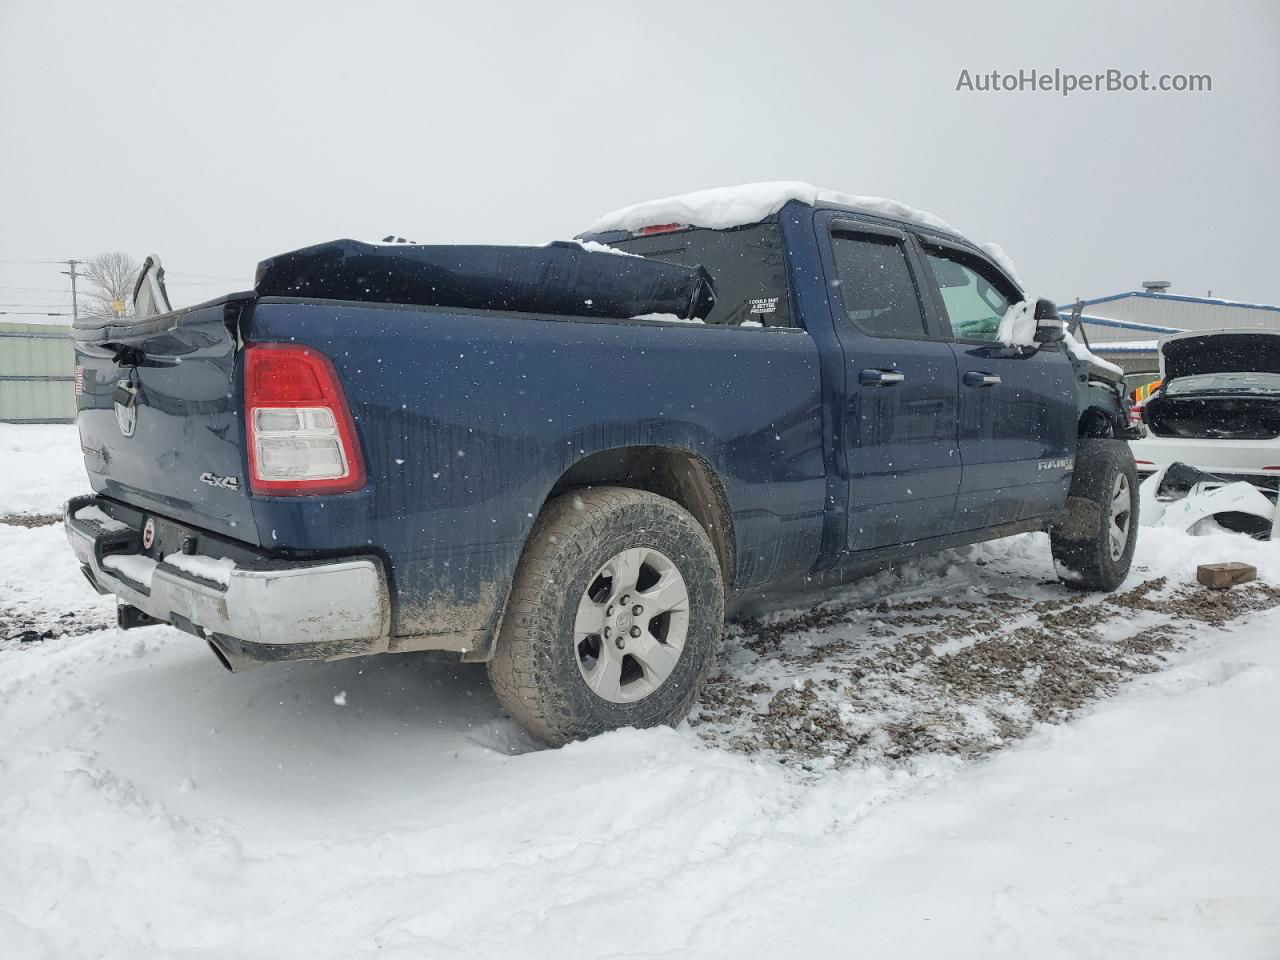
[582,198,1128,568]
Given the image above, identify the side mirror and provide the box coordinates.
[1033,298,1065,344]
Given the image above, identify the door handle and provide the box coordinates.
[859,368,906,386]
[963,371,1002,387]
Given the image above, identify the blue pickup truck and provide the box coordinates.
[64,185,1138,744]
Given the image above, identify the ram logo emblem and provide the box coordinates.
[113,380,138,438]
[1037,457,1074,472]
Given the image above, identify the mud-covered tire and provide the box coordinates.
[488,486,724,746]
[1050,438,1139,591]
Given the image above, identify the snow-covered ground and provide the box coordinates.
[2,425,1278,959]
[0,423,92,520]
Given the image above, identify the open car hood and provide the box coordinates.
[1161,329,1280,381]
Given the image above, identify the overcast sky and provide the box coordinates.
[2,0,1277,318]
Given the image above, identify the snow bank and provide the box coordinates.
[713,608,1280,959]
[3,527,1278,958]
[0,523,116,622]
[0,423,87,516]
[587,181,958,236]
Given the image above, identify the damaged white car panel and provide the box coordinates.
[1138,462,1280,540]
[1131,329,1280,491]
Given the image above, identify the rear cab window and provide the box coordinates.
[828,229,930,339]
[606,221,792,327]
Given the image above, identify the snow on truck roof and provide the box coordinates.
[585,181,1022,286]
[586,181,956,234]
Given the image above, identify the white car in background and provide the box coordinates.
[1132,329,1280,538]
[1132,330,1280,482]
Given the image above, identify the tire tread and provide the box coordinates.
[489,486,722,744]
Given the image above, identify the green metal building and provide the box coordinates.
[0,322,76,422]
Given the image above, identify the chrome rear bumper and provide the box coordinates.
[65,495,390,657]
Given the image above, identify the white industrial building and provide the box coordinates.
[0,322,76,422]
[1070,283,1280,381]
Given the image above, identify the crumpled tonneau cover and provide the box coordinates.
[254,239,717,321]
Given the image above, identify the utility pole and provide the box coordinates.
[60,259,81,323]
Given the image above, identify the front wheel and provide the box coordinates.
[1050,438,1139,591]
[488,486,724,745]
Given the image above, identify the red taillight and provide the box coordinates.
[244,343,366,495]
[635,223,687,236]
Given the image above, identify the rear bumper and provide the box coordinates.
[65,494,391,660]
[1130,435,1280,483]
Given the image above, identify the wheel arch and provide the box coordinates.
[543,445,736,592]
[1078,404,1120,438]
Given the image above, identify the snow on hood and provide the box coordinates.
[1161,330,1280,381]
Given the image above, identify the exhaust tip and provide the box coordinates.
[206,638,235,672]
[205,634,267,673]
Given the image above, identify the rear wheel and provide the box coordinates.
[488,486,724,745]
[1050,438,1139,591]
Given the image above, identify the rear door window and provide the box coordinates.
[828,232,929,339]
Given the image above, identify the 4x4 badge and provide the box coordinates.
[199,471,241,490]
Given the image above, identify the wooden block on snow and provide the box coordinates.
[1196,562,1257,590]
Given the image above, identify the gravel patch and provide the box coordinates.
[0,513,61,528]
[695,576,1280,772]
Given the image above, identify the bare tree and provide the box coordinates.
[80,252,141,319]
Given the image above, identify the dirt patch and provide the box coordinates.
[1107,576,1280,626]
[0,513,60,528]
[695,577,1280,771]
[1,606,112,645]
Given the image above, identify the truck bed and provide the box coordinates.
[73,294,826,652]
